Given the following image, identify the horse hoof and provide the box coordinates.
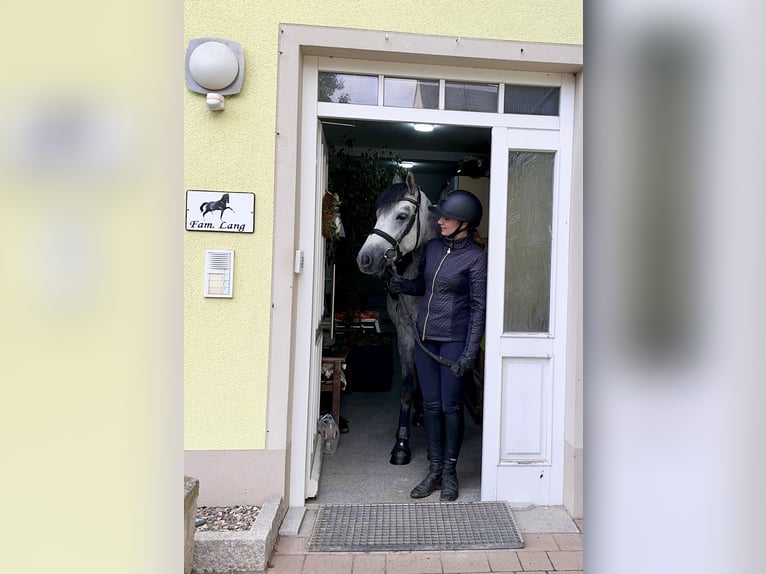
[390,451,411,465]
[390,440,411,465]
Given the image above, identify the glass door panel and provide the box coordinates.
[504,151,555,333]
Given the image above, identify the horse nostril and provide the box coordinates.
[359,254,371,268]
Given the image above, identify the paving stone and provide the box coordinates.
[274,535,308,554]
[516,550,553,571]
[265,553,304,573]
[440,551,490,573]
[547,550,583,571]
[352,553,385,574]
[485,550,522,572]
[553,533,583,550]
[302,553,353,574]
[385,552,442,574]
[519,533,559,551]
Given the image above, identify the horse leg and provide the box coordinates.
[390,370,414,465]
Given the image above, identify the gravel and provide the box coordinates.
[196,505,261,532]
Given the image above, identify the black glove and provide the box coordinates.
[450,355,475,378]
[387,275,405,295]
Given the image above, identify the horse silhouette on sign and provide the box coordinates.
[200,193,234,219]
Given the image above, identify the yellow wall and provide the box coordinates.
[184,1,583,450]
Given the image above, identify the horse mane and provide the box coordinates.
[374,182,411,212]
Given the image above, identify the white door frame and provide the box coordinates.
[271,25,582,510]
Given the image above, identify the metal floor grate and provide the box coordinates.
[308,501,524,552]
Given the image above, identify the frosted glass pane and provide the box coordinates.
[504,152,555,333]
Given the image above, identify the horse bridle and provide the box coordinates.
[371,191,422,264]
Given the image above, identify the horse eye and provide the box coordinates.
[396,213,408,221]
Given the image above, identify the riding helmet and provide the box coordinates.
[428,189,483,229]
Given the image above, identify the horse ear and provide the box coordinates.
[405,171,418,197]
[392,174,403,184]
[439,181,453,201]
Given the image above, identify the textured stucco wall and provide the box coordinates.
[184,2,583,450]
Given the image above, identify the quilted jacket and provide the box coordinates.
[400,235,487,361]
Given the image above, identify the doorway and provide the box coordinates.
[312,119,491,504]
[283,46,578,509]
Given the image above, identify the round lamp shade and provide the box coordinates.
[188,41,240,91]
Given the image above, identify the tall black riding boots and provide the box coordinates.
[440,407,464,502]
[410,407,443,498]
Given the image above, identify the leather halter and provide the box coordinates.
[371,191,422,264]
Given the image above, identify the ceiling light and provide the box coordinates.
[400,161,415,169]
[413,123,434,133]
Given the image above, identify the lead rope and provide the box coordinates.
[388,262,456,368]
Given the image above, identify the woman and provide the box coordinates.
[388,189,487,501]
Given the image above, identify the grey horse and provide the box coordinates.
[356,172,438,464]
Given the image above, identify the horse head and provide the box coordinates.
[357,172,436,276]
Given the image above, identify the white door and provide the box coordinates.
[288,113,329,505]
[481,124,573,504]
[304,123,330,498]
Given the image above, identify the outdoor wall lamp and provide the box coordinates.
[185,38,244,111]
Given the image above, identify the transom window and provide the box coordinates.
[384,77,439,109]
[445,81,499,113]
[318,71,560,116]
[318,73,377,105]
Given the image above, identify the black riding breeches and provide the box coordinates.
[414,340,465,413]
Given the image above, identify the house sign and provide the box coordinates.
[186,190,255,233]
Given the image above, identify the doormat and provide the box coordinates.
[307,501,524,552]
